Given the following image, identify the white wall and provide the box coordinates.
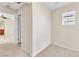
[21,4,32,55]
[32,2,51,56]
[52,3,79,51]
[15,3,51,56]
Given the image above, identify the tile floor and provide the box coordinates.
[36,44,79,57]
[0,44,29,57]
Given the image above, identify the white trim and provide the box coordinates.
[52,43,79,53]
[21,47,31,57]
[32,43,51,57]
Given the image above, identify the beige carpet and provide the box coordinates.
[0,44,29,57]
[36,44,79,57]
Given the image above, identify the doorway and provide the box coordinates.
[17,14,21,45]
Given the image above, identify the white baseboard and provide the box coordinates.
[21,46,31,56]
[32,43,51,57]
[52,43,79,52]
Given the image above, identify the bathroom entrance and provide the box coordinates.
[0,13,17,44]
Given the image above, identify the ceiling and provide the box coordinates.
[0,2,28,10]
[0,2,72,10]
[43,2,73,10]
